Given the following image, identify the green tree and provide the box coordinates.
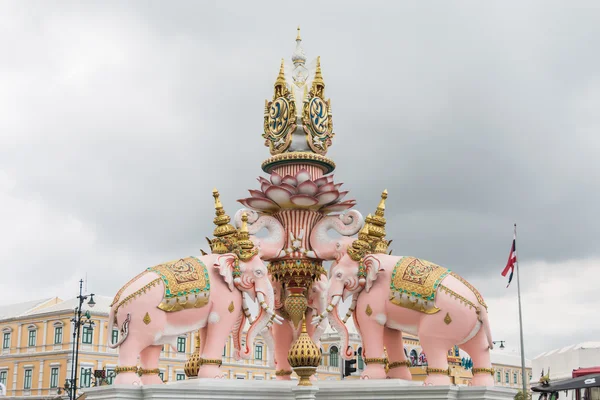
[514,390,532,400]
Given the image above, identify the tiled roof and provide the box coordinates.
[27,295,113,316]
[0,297,60,320]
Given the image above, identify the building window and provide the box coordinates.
[158,371,164,382]
[514,372,518,384]
[357,347,364,370]
[106,369,115,385]
[176,373,185,381]
[112,329,119,344]
[2,332,10,349]
[177,337,186,353]
[0,370,7,385]
[496,371,501,382]
[329,346,339,367]
[505,372,509,383]
[24,369,32,389]
[50,367,59,388]
[81,368,91,388]
[255,345,263,360]
[320,348,324,365]
[54,327,63,344]
[223,346,226,357]
[82,327,93,344]
[28,329,37,347]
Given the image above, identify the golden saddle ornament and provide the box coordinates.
[147,256,211,312]
[389,256,450,315]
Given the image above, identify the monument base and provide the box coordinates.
[83,378,518,400]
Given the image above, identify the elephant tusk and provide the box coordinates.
[343,297,358,323]
[330,295,342,307]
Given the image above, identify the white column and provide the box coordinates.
[98,320,104,352]
[38,360,44,395]
[16,325,22,354]
[168,365,173,382]
[11,362,18,396]
[42,321,48,351]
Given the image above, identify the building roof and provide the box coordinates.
[534,342,600,360]
[30,295,113,316]
[490,349,532,368]
[0,297,61,321]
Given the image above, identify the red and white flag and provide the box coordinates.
[501,232,517,288]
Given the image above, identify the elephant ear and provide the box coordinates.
[364,255,383,293]
[214,254,237,292]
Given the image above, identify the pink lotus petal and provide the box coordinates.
[338,199,356,206]
[319,183,336,192]
[249,189,266,199]
[237,199,252,208]
[295,169,312,184]
[265,186,293,206]
[270,172,282,185]
[316,190,340,206]
[261,181,272,192]
[298,180,318,196]
[326,175,334,183]
[314,177,328,187]
[258,176,270,185]
[245,197,280,212]
[335,191,349,202]
[280,183,298,194]
[290,194,319,207]
[281,175,298,187]
[334,183,343,191]
[321,203,355,213]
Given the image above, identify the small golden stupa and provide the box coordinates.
[287,317,321,386]
[184,332,201,378]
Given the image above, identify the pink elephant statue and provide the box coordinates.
[107,205,284,385]
[313,192,495,386]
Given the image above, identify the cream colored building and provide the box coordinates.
[0,295,531,398]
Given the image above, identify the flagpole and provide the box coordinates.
[514,223,528,395]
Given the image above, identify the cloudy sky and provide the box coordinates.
[1,1,599,359]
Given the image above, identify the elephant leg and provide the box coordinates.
[357,306,387,380]
[419,335,454,386]
[139,345,163,385]
[114,339,144,385]
[459,330,494,386]
[198,326,208,356]
[198,307,236,379]
[384,327,412,380]
[272,312,294,380]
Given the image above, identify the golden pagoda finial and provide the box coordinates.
[235,213,258,261]
[376,189,388,217]
[310,56,325,95]
[368,190,389,254]
[348,222,372,261]
[274,58,288,97]
[210,188,237,254]
[296,26,301,41]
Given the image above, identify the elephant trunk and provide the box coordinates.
[260,326,276,368]
[309,210,364,260]
[242,290,275,359]
[329,303,353,360]
[231,309,247,361]
[234,209,286,259]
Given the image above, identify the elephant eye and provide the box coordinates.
[336,272,343,279]
[254,269,263,277]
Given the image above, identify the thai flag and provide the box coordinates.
[501,234,517,288]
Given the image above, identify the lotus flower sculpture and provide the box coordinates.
[238,169,356,215]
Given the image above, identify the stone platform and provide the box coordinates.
[83,378,518,400]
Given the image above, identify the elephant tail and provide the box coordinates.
[480,306,493,350]
[107,308,131,349]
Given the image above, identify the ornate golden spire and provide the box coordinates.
[235,213,258,261]
[274,59,288,98]
[296,26,301,41]
[367,190,390,254]
[310,56,325,97]
[348,222,372,261]
[210,189,237,254]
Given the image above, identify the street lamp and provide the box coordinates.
[56,279,95,400]
[493,340,506,350]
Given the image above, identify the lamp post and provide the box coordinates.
[57,279,95,400]
[493,340,506,350]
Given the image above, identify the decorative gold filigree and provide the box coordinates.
[110,270,149,307]
[228,301,235,313]
[261,152,336,174]
[444,312,452,325]
[115,366,139,375]
[426,367,450,375]
[236,213,259,262]
[114,278,162,316]
[148,257,210,312]
[438,285,477,310]
[275,369,293,376]
[137,368,159,376]
[199,357,222,367]
[267,259,325,281]
[449,271,487,310]
[185,333,201,378]
[143,312,151,325]
[472,367,495,375]
[388,360,411,369]
[302,57,334,155]
[364,357,388,365]
[365,304,373,316]
[263,60,296,155]
[287,318,321,386]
